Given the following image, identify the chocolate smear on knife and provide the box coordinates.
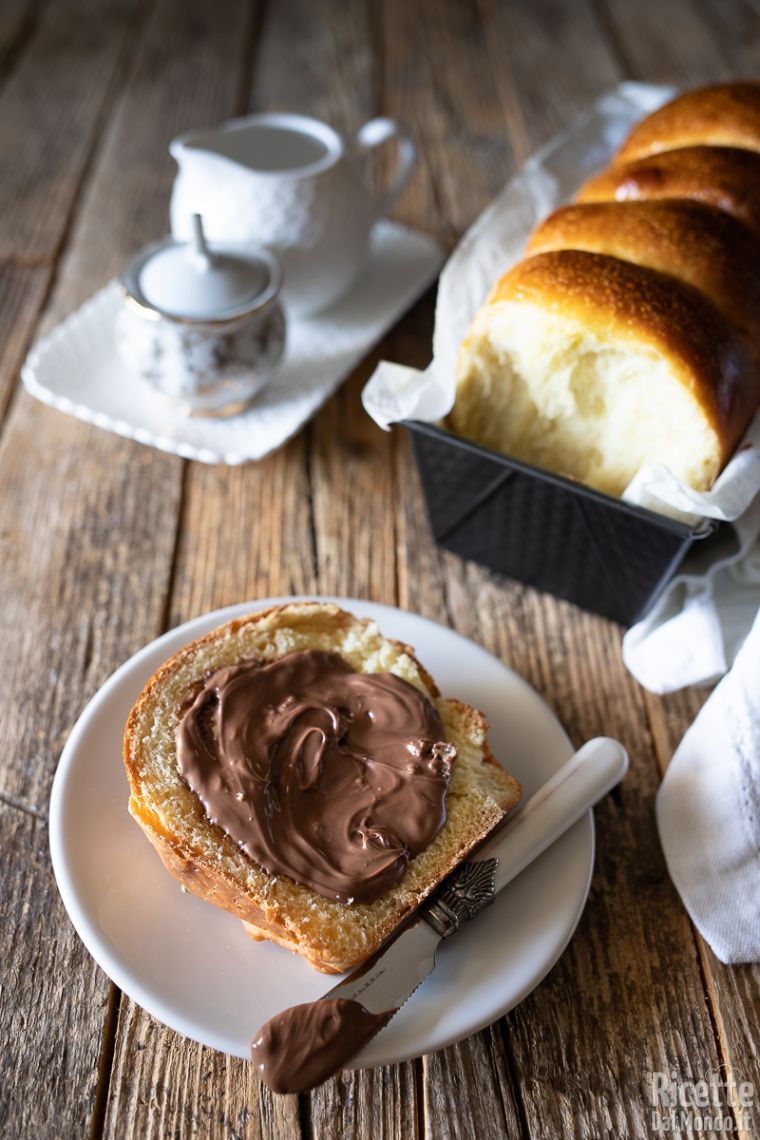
[251,998,396,1093]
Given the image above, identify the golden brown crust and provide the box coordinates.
[615,82,760,163]
[576,146,760,237]
[124,601,520,974]
[526,200,760,358]
[480,250,759,470]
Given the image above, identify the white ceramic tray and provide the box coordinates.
[22,222,442,465]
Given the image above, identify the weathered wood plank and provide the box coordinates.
[166,439,316,628]
[420,1026,525,1140]
[382,293,450,625]
[442,578,729,1138]
[0,1,257,1137]
[0,261,49,422]
[598,0,732,82]
[476,0,620,162]
[694,0,760,73]
[39,0,258,328]
[247,0,374,130]
[0,0,259,807]
[308,1063,419,1140]
[102,1002,302,1140]
[0,400,183,814]
[0,0,141,264]
[378,0,517,242]
[0,0,36,77]
[309,359,399,603]
[0,801,114,1139]
[250,0,399,603]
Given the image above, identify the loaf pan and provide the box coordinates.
[405,420,715,625]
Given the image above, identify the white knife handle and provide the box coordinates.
[423,737,628,937]
[483,736,628,894]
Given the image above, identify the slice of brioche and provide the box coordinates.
[124,602,520,973]
[450,249,759,497]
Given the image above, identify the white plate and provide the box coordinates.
[22,221,442,465]
[50,597,593,1066]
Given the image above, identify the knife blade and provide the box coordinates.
[324,735,627,1021]
[251,735,628,1091]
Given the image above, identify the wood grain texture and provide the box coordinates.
[378,0,517,242]
[167,438,316,627]
[2,0,759,1137]
[421,1027,525,1140]
[0,262,49,423]
[0,801,114,1138]
[0,0,37,77]
[0,0,256,1136]
[0,0,140,264]
[597,0,732,82]
[39,0,258,327]
[477,0,620,161]
[102,1003,302,1140]
[307,1064,419,1140]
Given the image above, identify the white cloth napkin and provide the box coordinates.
[621,405,760,693]
[657,605,760,963]
[622,496,760,693]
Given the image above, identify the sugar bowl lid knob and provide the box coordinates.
[126,215,279,320]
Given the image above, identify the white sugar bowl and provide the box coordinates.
[116,215,285,417]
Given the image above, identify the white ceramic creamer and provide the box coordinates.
[169,112,416,317]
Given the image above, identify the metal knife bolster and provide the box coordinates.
[421,857,499,936]
[324,857,500,1016]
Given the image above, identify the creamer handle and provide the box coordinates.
[354,118,417,217]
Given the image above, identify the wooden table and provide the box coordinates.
[2,1,759,1137]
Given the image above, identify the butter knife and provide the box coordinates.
[252,736,628,1091]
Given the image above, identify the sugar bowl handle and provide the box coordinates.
[355,117,417,217]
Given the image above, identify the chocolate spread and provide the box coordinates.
[176,649,455,903]
[251,998,396,1093]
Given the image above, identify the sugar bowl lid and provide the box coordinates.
[122,215,281,321]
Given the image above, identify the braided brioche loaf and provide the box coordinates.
[450,83,760,497]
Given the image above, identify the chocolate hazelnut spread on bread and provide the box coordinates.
[176,649,456,904]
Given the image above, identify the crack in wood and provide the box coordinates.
[0,0,43,93]
[0,789,46,820]
[88,985,122,1140]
